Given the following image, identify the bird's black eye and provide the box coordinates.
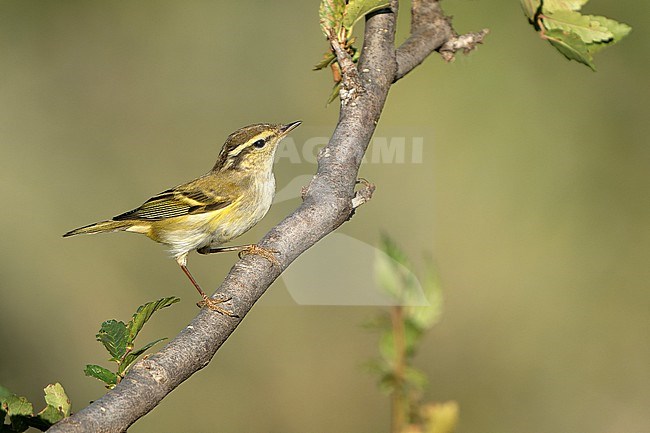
[252,138,266,148]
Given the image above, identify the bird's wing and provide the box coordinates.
[113,181,233,221]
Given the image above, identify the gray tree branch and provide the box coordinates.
[48,1,484,431]
[395,0,488,81]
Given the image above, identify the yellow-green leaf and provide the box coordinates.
[120,338,167,375]
[84,364,118,388]
[313,51,336,71]
[542,10,613,43]
[542,0,589,13]
[586,15,631,54]
[342,0,390,33]
[545,28,595,70]
[520,0,541,21]
[3,394,33,418]
[127,297,179,343]
[43,383,70,418]
[319,0,345,36]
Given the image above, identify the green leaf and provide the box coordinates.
[313,51,336,71]
[319,0,345,37]
[0,385,70,431]
[2,396,32,418]
[405,264,443,329]
[126,297,179,344]
[1,393,32,432]
[520,0,541,21]
[586,15,631,54]
[403,318,425,357]
[374,249,403,299]
[84,365,118,388]
[542,10,613,43]
[542,0,589,13]
[545,28,595,70]
[378,371,398,394]
[403,366,428,391]
[119,338,167,375]
[42,384,70,418]
[33,406,64,428]
[96,319,129,361]
[326,81,341,105]
[379,233,410,267]
[375,234,410,299]
[342,0,390,33]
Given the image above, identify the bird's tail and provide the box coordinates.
[63,220,133,237]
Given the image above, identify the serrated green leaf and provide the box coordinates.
[126,297,179,344]
[84,365,118,388]
[586,15,631,54]
[319,0,345,37]
[33,405,64,428]
[342,0,390,33]
[119,338,166,375]
[545,28,595,70]
[542,10,613,43]
[520,0,541,21]
[3,396,32,418]
[42,384,70,418]
[97,319,129,361]
[542,0,588,13]
[0,387,30,433]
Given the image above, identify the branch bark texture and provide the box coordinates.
[48,1,484,431]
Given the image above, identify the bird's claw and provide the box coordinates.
[238,244,280,267]
[197,295,237,317]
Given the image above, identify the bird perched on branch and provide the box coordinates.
[64,121,301,315]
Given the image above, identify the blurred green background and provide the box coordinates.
[1,1,648,432]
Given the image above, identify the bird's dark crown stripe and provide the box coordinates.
[213,123,278,171]
[226,131,273,158]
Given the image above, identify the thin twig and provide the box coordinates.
[327,28,365,105]
[439,28,489,62]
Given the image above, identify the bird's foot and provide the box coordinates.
[238,244,280,267]
[197,295,237,317]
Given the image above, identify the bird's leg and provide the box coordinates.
[179,264,236,316]
[197,244,280,266]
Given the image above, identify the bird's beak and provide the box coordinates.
[279,120,302,135]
